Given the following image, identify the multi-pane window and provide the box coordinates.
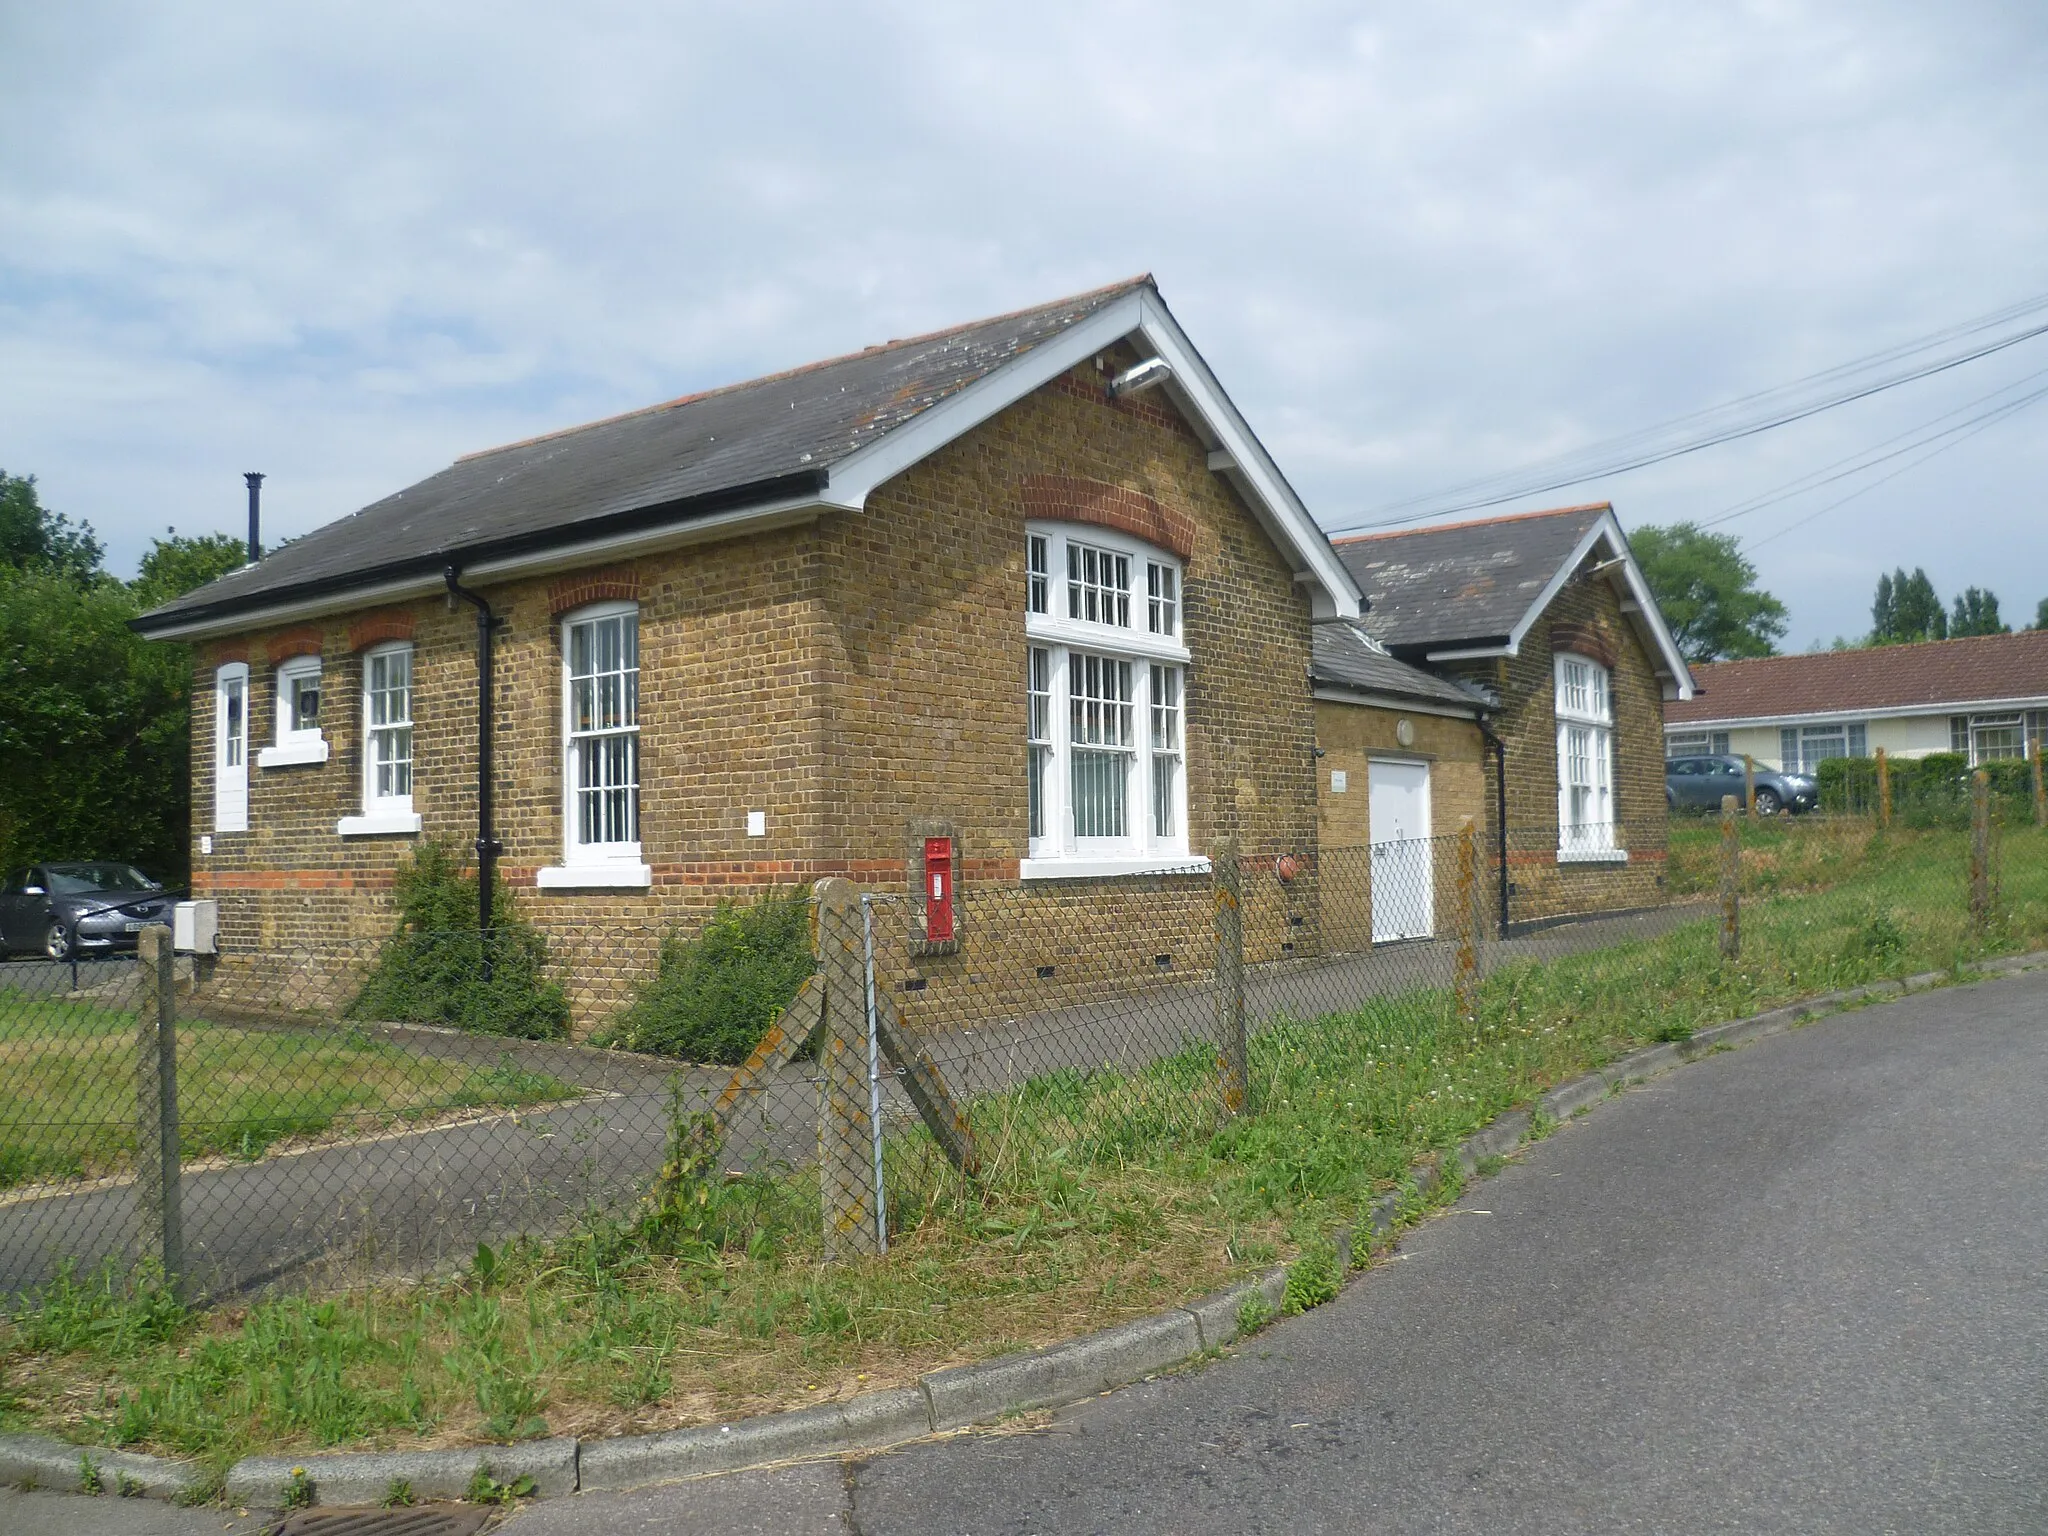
[1149,664,1181,838]
[276,657,322,742]
[1147,563,1177,636]
[565,606,640,855]
[1666,731,1731,758]
[1023,523,1189,869]
[1067,541,1131,628]
[1970,714,2025,762]
[364,645,413,805]
[1777,721,1870,774]
[1069,653,1135,838]
[1555,654,1615,856]
[1027,647,1052,839]
[215,664,249,833]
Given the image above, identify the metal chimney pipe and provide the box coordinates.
[244,472,264,563]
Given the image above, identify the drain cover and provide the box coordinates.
[275,1507,492,1536]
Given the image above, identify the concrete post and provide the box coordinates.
[1213,837,1248,1121]
[134,925,182,1293]
[813,878,881,1260]
[2031,736,2045,829]
[1453,818,1482,1023]
[1875,747,1891,829]
[1718,795,1741,960]
[1969,770,1993,936]
[1743,755,1757,819]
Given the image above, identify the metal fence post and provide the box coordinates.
[1718,795,1741,960]
[135,924,182,1293]
[1875,746,1891,829]
[1969,770,1993,936]
[1453,818,1481,1022]
[1213,837,1248,1120]
[814,878,881,1260]
[2032,736,2046,829]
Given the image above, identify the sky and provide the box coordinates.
[3,0,2045,649]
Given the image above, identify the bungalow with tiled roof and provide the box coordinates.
[1667,630,2048,772]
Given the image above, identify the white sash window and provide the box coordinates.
[1022,522,1200,878]
[1555,653,1621,860]
[540,601,650,888]
[338,643,421,837]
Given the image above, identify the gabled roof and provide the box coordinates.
[1331,504,1694,699]
[134,279,1362,638]
[1311,622,1490,714]
[1669,630,2048,727]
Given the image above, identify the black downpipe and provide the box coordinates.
[1477,718,1510,939]
[444,568,503,955]
[244,472,264,562]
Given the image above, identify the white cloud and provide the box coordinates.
[2,0,2045,639]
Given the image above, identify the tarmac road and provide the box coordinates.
[19,965,2048,1534]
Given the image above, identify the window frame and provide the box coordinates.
[214,662,249,834]
[539,599,650,889]
[1022,522,1199,878]
[1554,652,1622,862]
[256,654,329,767]
[338,642,421,837]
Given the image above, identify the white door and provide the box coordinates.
[1369,759,1433,942]
[215,665,249,833]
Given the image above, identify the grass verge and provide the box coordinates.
[1,823,2041,1479]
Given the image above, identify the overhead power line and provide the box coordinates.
[1328,287,2048,537]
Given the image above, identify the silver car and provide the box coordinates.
[0,862,177,961]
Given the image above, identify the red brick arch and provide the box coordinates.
[264,626,325,665]
[347,609,416,652]
[1550,620,1618,671]
[206,641,249,668]
[549,566,641,616]
[1018,474,1196,561]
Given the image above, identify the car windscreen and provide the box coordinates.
[43,864,160,894]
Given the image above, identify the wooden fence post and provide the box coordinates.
[1718,795,1741,960]
[1213,837,1248,1121]
[2032,736,2046,829]
[814,878,882,1260]
[1875,746,1891,829]
[1453,818,1482,1023]
[1969,770,1993,937]
[135,924,183,1294]
[1743,755,1757,819]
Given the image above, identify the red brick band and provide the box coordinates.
[264,626,325,665]
[549,567,641,616]
[347,609,416,652]
[1550,620,1617,671]
[1020,474,1197,561]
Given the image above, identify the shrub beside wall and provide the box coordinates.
[597,889,814,1064]
[347,842,572,1040]
[1818,752,2036,824]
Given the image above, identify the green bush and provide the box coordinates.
[596,890,813,1064]
[1817,752,2036,825]
[346,842,570,1040]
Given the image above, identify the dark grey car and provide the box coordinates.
[0,862,176,961]
[1665,755,1818,816]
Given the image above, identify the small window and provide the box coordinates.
[1066,541,1131,628]
[1027,534,1049,615]
[257,654,328,767]
[1148,664,1182,837]
[214,663,249,833]
[1147,562,1178,636]
[1027,646,1052,839]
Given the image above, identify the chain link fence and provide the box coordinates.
[1,782,2036,1305]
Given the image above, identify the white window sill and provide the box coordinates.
[1021,855,1212,881]
[537,862,653,890]
[1557,847,1629,865]
[337,811,422,838]
[257,738,329,768]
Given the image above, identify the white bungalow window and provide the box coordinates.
[257,654,329,767]
[540,601,649,889]
[338,643,420,837]
[1555,654,1620,861]
[214,663,249,833]
[1023,522,1198,878]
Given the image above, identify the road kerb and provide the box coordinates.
[223,1437,577,1509]
[0,1432,199,1502]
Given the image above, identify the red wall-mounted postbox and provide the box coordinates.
[924,836,955,942]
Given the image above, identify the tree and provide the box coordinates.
[2035,597,2048,631]
[1871,566,1946,644]
[0,470,103,583]
[1949,586,2007,638]
[1629,522,1788,662]
[132,530,248,610]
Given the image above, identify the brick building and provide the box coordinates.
[1321,504,1695,928]
[132,278,1366,1015]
